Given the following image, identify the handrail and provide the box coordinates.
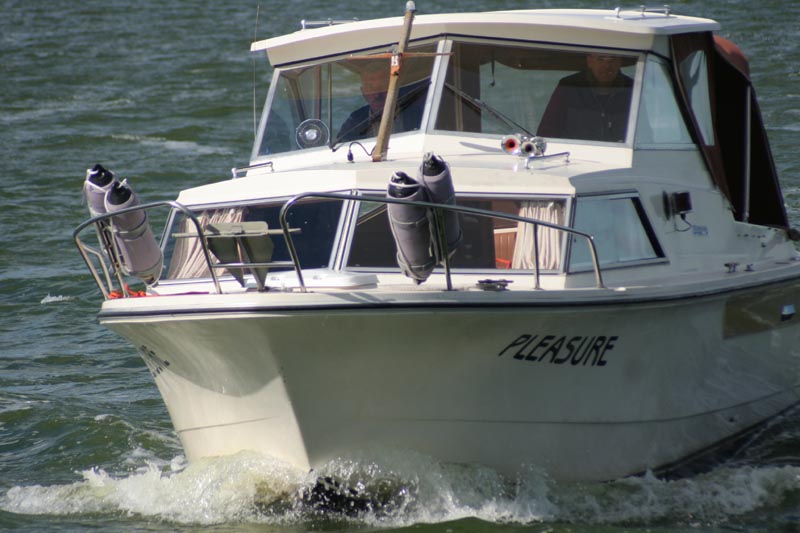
[73,201,222,298]
[279,192,606,292]
[300,18,359,30]
[75,195,606,299]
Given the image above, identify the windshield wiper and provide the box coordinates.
[443,81,533,137]
[330,80,430,151]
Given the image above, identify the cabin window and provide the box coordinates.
[435,41,637,143]
[679,50,714,145]
[568,195,662,271]
[256,44,436,156]
[164,200,343,280]
[635,56,693,146]
[346,196,567,272]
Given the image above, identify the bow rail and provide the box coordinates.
[73,194,606,298]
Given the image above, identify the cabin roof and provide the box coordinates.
[251,8,720,66]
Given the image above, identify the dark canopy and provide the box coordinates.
[670,32,787,228]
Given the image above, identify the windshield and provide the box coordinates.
[257,44,436,156]
[255,40,640,157]
[436,41,638,143]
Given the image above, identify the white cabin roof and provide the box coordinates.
[251,9,719,66]
[174,150,635,208]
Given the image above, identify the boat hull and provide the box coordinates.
[102,281,800,481]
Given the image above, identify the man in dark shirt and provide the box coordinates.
[336,66,428,144]
[538,54,633,142]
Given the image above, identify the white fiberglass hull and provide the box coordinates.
[101,280,800,482]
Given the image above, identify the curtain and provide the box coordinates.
[167,208,244,279]
[512,201,565,270]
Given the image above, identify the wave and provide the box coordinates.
[111,134,233,155]
[2,449,799,528]
[40,294,74,304]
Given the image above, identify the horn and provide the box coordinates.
[520,136,547,157]
[500,135,521,154]
[520,139,536,155]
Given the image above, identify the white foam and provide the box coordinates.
[1,452,303,524]
[545,466,800,525]
[2,451,798,527]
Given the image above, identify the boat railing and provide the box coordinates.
[73,195,605,299]
[74,200,300,298]
[279,192,605,291]
[74,201,209,299]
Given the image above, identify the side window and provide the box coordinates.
[679,50,714,145]
[346,196,567,272]
[569,195,662,271]
[259,75,301,155]
[635,56,693,146]
[164,200,343,279]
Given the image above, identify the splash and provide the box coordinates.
[1,452,302,524]
[2,450,800,527]
[546,466,800,526]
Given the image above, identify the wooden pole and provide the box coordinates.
[372,1,416,162]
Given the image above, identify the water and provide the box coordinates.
[1,0,799,531]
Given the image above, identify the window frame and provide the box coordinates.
[567,192,665,273]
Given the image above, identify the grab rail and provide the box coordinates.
[279,192,605,291]
[74,195,605,299]
[73,201,222,298]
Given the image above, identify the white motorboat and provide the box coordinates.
[75,4,800,482]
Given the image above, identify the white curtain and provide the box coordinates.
[512,201,564,270]
[167,208,244,279]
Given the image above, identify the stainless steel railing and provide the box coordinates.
[74,194,605,299]
[279,192,605,291]
[74,201,217,298]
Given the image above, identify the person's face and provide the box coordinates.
[586,54,622,85]
[361,69,390,112]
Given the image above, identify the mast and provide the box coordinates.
[372,1,416,162]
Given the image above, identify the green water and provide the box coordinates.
[1,0,799,531]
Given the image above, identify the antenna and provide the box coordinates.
[252,4,261,140]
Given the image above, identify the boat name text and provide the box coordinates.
[498,334,618,366]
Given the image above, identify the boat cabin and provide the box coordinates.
[96,9,794,295]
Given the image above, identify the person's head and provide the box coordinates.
[360,66,391,112]
[586,54,623,85]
